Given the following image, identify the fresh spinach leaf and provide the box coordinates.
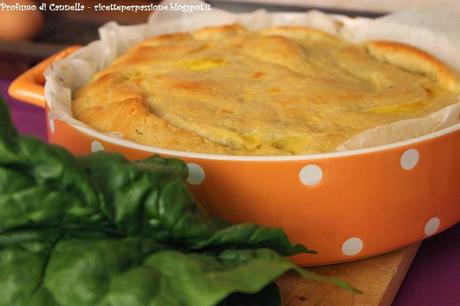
[0,98,358,306]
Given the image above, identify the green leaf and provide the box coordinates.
[192,223,314,256]
[44,233,163,306]
[77,152,216,243]
[0,100,19,164]
[219,282,281,306]
[99,266,163,306]
[0,97,359,306]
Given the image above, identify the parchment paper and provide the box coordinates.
[44,0,460,153]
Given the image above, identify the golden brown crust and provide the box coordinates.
[260,26,340,42]
[365,41,460,92]
[192,23,247,40]
[73,24,460,155]
[73,67,232,154]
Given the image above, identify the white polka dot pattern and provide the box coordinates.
[91,141,104,152]
[186,163,205,185]
[424,217,440,236]
[342,237,363,256]
[400,148,419,170]
[299,164,323,186]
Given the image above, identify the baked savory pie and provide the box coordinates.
[73,24,460,155]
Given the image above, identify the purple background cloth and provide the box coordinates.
[1,79,459,305]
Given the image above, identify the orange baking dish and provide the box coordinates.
[9,46,460,266]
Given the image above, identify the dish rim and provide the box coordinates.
[67,119,460,162]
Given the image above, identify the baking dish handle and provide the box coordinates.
[8,45,81,109]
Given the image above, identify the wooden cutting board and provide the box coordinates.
[277,243,420,306]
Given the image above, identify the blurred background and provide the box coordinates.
[1,0,459,78]
[0,0,158,78]
[213,0,460,14]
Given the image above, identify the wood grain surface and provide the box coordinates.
[278,243,420,306]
